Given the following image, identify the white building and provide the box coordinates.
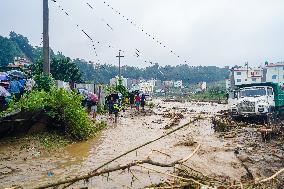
[139,81,154,94]
[200,82,207,91]
[231,67,263,86]
[265,62,284,86]
[163,80,174,88]
[225,79,231,90]
[174,80,183,88]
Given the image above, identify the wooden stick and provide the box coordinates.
[138,164,205,186]
[151,149,171,158]
[256,168,284,183]
[178,144,200,163]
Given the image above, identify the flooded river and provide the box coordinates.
[0,100,247,188]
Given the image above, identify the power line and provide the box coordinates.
[101,0,189,64]
[50,0,169,76]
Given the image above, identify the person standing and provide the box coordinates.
[8,77,23,101]
[19,78,26,97]
[141,94,146,111]
[129,92,135,109]
[135,94,141,111]
[90,99,98,119]
[0,85,10,111]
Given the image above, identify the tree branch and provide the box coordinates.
[34,118,199,189]
[256,168,284,183]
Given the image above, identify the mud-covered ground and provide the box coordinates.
[0,99,283,188]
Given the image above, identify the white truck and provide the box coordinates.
[228,83,284,120]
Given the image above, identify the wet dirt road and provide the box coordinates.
[0,100,247,188]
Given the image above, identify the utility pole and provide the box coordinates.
[245,61,249,82]
[43,0,50,74]
[116,50,124,80]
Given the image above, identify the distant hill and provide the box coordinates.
[0,32,229,85]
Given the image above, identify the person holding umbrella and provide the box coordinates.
[0,84,11,111]
[88,92,98,119]
[8,76,23,101]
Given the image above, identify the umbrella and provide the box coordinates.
[8,70,25,78]
[0,72,9,81]
[0,86,11,97]
[88,92,98,102]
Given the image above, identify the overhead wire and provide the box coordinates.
[50,0,102,65]
[50,0,170,77]
[83,1,168,74]
[100,0,189,64]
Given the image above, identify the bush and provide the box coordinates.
[33,73,55,92]
[2,88,96,140]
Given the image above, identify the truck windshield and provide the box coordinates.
[240,88,266,97]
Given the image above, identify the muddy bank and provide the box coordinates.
[1,100,283,188]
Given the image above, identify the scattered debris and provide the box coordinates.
[163,113,185,129]
[175,137,197,147]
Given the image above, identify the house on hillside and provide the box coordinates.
[7,57,30,68]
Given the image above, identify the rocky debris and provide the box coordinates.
[128,109,156,118]
[212,112,284,188]
[0,166,18,175]
[164,113,185,129]
[175,137,197,147]
[151,119,164,124]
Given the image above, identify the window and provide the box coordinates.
[267,88,273,96]
[240,88,266,97]
[236,72,241,75]
[252,78,257,82]
[237,79,241,82]
[272,75,277,79]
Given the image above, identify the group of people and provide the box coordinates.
[129,91,148,111]
[0,71,35,111]
[79,88,149,123]
[105,93,122,123]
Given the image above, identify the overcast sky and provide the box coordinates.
[1,0,284,68]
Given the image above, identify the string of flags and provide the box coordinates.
[101,0,189,64]
[83,1,171,68]
[49,0,172,77]
[50,0,107,64]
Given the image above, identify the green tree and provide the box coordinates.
[0,36,22,67]
[30,58,82,83]
[9,31,34,61]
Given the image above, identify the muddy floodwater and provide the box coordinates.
[1,100,282,188]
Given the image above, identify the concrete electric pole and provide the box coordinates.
[43,0,50,74]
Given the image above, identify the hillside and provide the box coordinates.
[0,32,229,85]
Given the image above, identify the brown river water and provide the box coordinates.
[0,100,246,189]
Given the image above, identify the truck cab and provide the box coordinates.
[229,83,284,118]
